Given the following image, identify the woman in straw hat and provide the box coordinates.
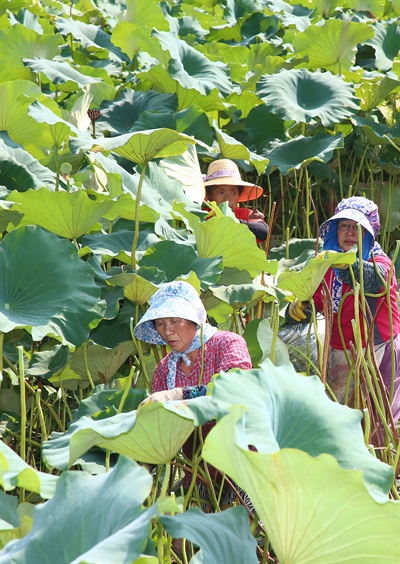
[203,158,268,243]
[286,196,400,436]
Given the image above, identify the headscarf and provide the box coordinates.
[319,196,384,312]
[134,281,217,389]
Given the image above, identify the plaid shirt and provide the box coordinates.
[152,331,252,393]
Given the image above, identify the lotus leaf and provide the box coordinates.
[208,361,394,497]
[173,202,278,278]
[0,441,57,499]
[42,397,218,469]
[0,456,155,564]
[8,188,115,239]
[277,248,357,301]
[0,225,106,346]
[257,68,359,126]
[161,506,258,564]
[292,19,374,72]
[203,406,400,564]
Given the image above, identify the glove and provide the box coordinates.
[286,301,311,323]
[139,388,183,408]
[248,209,265,221]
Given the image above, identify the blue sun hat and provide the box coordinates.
[134,281,207,345]
[134,281,217,389]
[319,196,381,261]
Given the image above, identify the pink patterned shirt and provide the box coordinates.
[152,331,252,392]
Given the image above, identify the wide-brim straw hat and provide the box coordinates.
[203,159,263,202]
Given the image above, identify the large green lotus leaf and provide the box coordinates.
[0,81,58,159]
[139,240,223,288]
[159,145,205,205]
[0,441,58,499]
[42,398,218,469]
[203,407,400,564]
[26,344,69,380]
[135,63,226,112]
[55,17,128,63]
[351,115,400,146]
[95,88,177,136]
[342,0,387,17]
[212,121,269,175]
[257,318,291,366]
[246,104,286,153]
[257,69,359,127]
[0,138,57,192]
[23,58,103,91]
[209,284,277,311]
[51,341,137,386]
[355,77,400,112]
[27,100,89,140]
[366,21,400,71]
[173,202,278,278]
[208,361,393,497]
[0,456,156,564]
[125,0,169,29]
[161,506,258,564]
[107,273,158,305]
[70,128,196,165]
[277,248,357,301]
[266,133,344,175]
[112,22,170,66]
[0,226,105,346]
[153,30,233,97]
[7,188,115,239]
[0,490,19,530]
[81,229,161,264]
[101,194,161,223]
[72,386,147,421]
[242,318,263,367]
[269,237,321,261]
[0,24,61,82]
[292,19,374,72]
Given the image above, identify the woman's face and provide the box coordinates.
[155,318,197,353]
[209,184,240,210]
[337,219,365,251]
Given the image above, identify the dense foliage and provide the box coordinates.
[0,0,399,562]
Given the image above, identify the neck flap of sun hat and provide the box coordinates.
[133,281,217,389]
[319,196,384,261]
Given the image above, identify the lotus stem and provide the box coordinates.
[18,346,26,501]
[0,331,3,392]
[131,161,148,270]
[129,317,150,393]
[83,341,95,390]
[35,389,48,442]
[117,364,135,414]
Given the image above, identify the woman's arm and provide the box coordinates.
[337,259,387,293]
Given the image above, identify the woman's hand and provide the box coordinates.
[248,209,265,221]
[139,388,183,408]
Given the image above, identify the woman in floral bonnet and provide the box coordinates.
[287,196,400,434]
[134,280,251,404]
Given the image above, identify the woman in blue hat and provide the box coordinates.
[287,197,400,430]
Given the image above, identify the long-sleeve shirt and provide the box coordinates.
[313,254,400,349]
[152,331,252,392]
